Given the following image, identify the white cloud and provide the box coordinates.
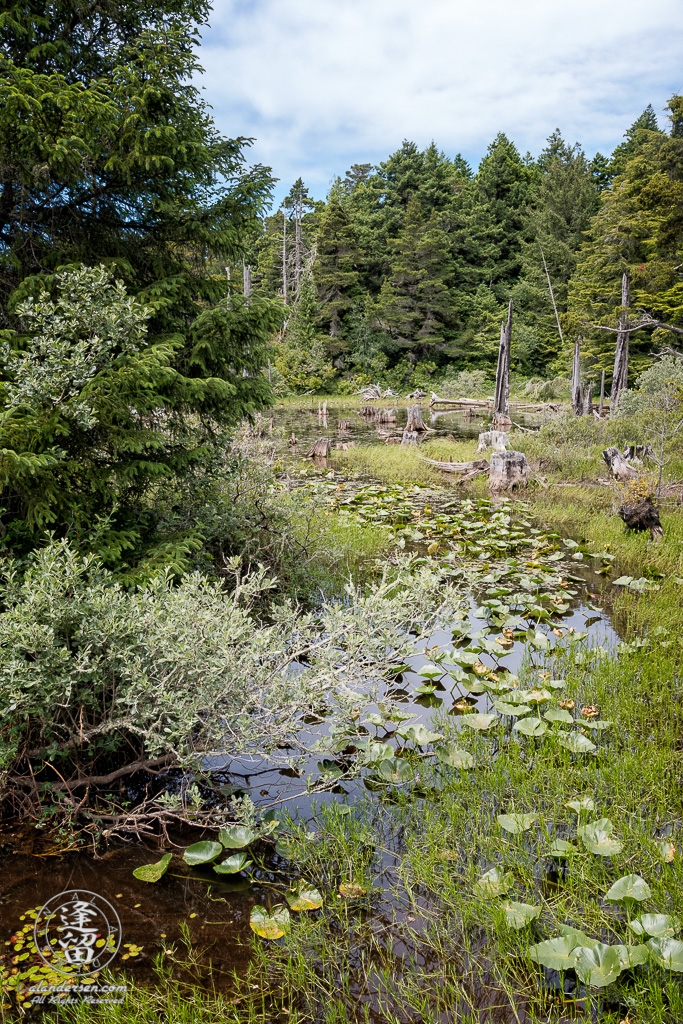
[196,0,683,205]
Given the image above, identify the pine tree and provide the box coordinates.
[313,196,361,338]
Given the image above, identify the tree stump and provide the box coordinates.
[488,451,530,491]
[335,441,355,450]
[374,408,397,424]
[477,430,509,453]
[401,430,418,445]
[602,447,637,481]
[618,498,662,540]
[338,420,351,430]
[405,404,428,432]
[307,438,331,458]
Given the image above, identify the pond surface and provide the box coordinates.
[0,402,623,1021]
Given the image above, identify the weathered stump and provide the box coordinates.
[338,420,351,430]
[385,436,402,445]
[401,430,418,445]
[602,447,637,481]
[477,430,509,453]
[405,404,428,432]
[618,498,662,540]
[307,438,331,458]
[374,408,397,424]
[489,451,530,491]
[335,441,355,451]
[288,433,298,446]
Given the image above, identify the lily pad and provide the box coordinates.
[249,905,290,940]
[497,812,538,834]
[578,819,623,856]
[544,708,574,725]
[605,874,651,903]
[285,886,323,911]
[339,882,366,898]
[214,853,252,874]
[461,713,499,732]
[564,796,595,815]
[417,664,443,679]
[656,839,676,863]
[521,688,552,704]
[397,724,444,744]
[581,719,613,731]
[474,866,513,898]
[434,742,475,769]
[219,826,257,850]
[377,758,413,783]
[528,935,581,971]
[513,717,548,738]
[613,943,650,968]
[548,839,577,858]
[133,852,172,883]
[183,840,223,866]
[574,943,622,988]
[557,732,597,754]
[493,699,531,717]
[647,937,683,971]
[503,900,541,930]
[630,914,680,939]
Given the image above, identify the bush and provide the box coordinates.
[438,369,491,397]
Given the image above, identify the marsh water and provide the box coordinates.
[0,402,623,1021]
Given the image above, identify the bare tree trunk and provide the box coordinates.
[226,265,231,297]
[583,383,593,416]
[493,302,512,426]
[539,244,564,346]
[571,337,583,415]
[610,272,630,417]
[282,210,288,305]
[295,198,304,297]
[243,262,252,298]
[599,369,605,417]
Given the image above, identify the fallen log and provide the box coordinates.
[415,454,490,475]
[618,498,662,540]
[307,438,331,458]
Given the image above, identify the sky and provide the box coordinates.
[197,0,683,210]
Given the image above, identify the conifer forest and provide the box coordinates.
[1,3,683,1024]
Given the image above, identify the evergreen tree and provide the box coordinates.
[0,0,275,337]
[609,104,664,177]
[313,195,361,339]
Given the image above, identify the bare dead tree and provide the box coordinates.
[571,337,583,415]
[611,272,631,416]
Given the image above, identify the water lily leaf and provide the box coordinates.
[630,914,680,939]
[647,938,683,971]
[435,743,474,769]
[503,901,541,930]
[558,924,599,949]
[656,839,676,863]
[397,724,443,744]
[219,826,257,850]
[546,678,566,689]
[578,819,623,856]
[339,882,366,898]
[494,699,531,717]
[613,576,633,586]
[605,874,651,903]
[377,758,413,783]
[364,713,386,726]
[249,905,290,939]
[461,713,499,732]
[317,759,345,777]
[358,740,394,764]
[286,886,323,911]
[557,732,597,754]
[528,935,581,971]
[565,796,595,814]
[513,717,548,737]
[613,943,650,968]
[544,708,574,725]
[449,650,482,666]
[521,688,552,704]
[474,866,513,897]
[133,852,172,883]
[574,943,622,988]
[414,684,437,695]
[582,719,613,731]
[548,839,577,858]
[497,812,538,834]
[214,853,252,874]
[183,841,223,866]
[417,664,443,679]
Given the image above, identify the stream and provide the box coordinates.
[0,402,625,1020]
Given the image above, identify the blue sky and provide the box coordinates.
[196,0,683,210]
